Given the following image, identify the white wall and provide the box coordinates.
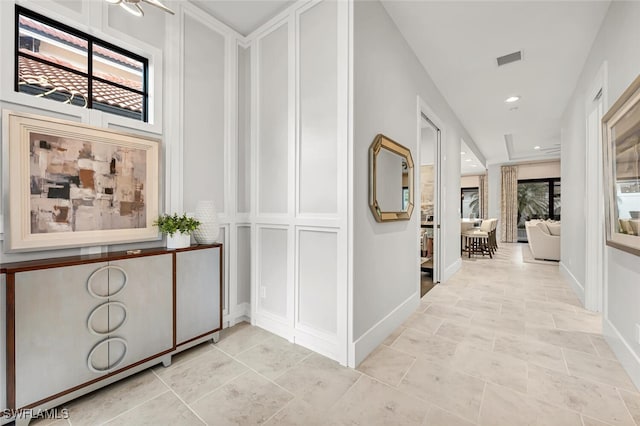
[560,1,640,388]
[351,0,477,366]
[249,0,349,363]
[518,160,561,180]
[0,0,251,327]
[461,175,480,188]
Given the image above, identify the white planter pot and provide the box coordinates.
[166,233,191,249]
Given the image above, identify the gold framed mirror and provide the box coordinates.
[369,134,414,222]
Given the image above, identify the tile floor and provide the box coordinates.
[34,244,640,425]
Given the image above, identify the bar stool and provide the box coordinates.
[462,219,493,258]
[488,219,498,253]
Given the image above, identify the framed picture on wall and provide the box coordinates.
[4,110,161,251]
[602,75,640,256]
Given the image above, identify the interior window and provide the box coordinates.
[16,6,149,122]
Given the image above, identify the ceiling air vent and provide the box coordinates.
[497,51,522,67]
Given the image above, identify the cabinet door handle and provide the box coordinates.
[87,337,128,374]
[87,265,128,299]
[87,301,128,335]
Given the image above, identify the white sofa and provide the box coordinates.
[525,220,560,261]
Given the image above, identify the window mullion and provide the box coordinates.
[16,6,148,122]
[88,39,93,110]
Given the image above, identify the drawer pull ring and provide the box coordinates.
[87,337,128,373]
[87,301,128,335]
[87,265,128,299]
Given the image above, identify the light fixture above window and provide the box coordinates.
[505,96,520,103]
[105,0,175,17]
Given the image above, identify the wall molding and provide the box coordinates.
[350,292,419,367]
[560,261,585,306]
[604,318,640,390]
[442,258,462,283]
[224,302,250,328]
[250,0,349,365]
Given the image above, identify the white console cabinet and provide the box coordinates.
[0,244,222,424]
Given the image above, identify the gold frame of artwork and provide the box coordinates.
[602,75,640,256]
[5,110,160,252]
[369,134,414,222]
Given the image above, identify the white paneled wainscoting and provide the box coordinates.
[249,0,350,364]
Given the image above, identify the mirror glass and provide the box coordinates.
[612,104,640,237]
[369,134,414,222]
[603,76,640,256]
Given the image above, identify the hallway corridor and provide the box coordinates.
[372,243,640,425]
[46,244,640,425]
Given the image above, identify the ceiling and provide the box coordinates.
[190,0,294,36]
[382,1,610,165]
[460,140,484,175]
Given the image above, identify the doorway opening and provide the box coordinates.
[420,113,441,296]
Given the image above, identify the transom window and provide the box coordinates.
[15,6,149,122]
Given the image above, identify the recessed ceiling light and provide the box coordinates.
[505,96,520,103]
[465,159,472,162]
[534,146,541,150]
[470,164,478,167]
[461,151,466,155]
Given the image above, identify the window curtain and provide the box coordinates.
[500,165,518,242]
[479,173,489,219]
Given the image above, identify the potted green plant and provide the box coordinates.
[154,213,201,249]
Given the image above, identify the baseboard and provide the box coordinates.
[224,302,251,328]
[254,312,292,342]
[350,291,419,367]
[442,258,462,283]
[604,318,640,390]
[294,329,340,364]
[559,262,585,305]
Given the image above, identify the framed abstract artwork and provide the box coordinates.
[602,75,640,256]
[5,111,160,251]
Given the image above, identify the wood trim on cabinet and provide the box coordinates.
[7,273,16,410]
[172,252,177,349]
[219,244,224,336]
[0,244,222,274]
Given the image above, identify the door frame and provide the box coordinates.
[583,61,608,312]
[417,96,445,286]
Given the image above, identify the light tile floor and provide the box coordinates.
[35,244,640,425]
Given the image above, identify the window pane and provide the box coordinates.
[553,181,561,219]
[18,14,87,73]
[461,188,479,219]
[93,44,144,92]
[517,181,550,242]
[92,80,143,120]
[18,55,88,107]
[16,8,148,122]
